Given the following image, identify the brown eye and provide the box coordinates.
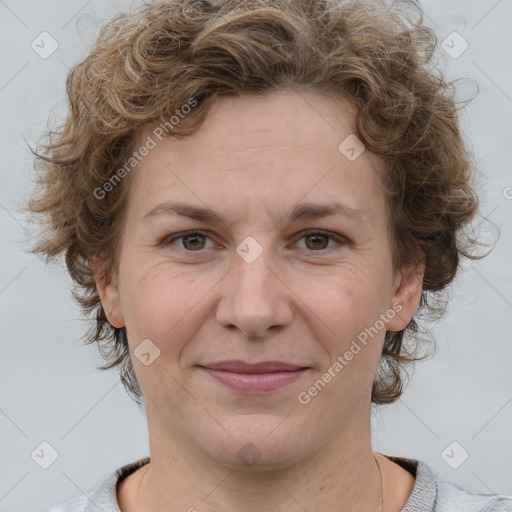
[304,233,330,250]
[296,230,346,252]
[181,233,207,250]
[163,229,346,254]
[164,230,212,251]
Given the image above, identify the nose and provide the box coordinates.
[215,246,293,338]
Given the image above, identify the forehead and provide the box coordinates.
[126,90,386,224]
[137,91,362,159]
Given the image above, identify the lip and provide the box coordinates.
[201,360,307,373]
[198,360,310,394]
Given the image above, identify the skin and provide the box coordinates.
[94,89,423,512]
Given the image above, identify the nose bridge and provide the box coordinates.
[216,235,291,337]
[235,241,274,295]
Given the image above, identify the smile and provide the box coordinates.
[198,362,310,394]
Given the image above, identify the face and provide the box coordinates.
[95,90,423,470]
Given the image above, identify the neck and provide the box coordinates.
[134,410,383,512]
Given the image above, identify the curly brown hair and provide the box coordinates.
[25,0,485,407]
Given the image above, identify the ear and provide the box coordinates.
[90,255,125,329]
[386,262,424,332]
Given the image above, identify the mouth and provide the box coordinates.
[197,360,311,394]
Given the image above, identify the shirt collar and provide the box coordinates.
[83,454,437,512]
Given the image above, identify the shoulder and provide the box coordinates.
[436,478,512,511]
[43,495,89,512]
[381,454,512,512]
[42,457,151,512]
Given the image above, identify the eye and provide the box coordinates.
[164,230,214,251]
[163,229,346,253]
[294,230,346,252]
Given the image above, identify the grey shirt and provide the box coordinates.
[43,454,512,511]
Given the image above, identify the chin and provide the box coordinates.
[197,417,314,471]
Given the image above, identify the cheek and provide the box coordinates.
[119,265,208,410]
[305,266,387,338]
[120,263,203,354]
[301,269,390,399]
[299,276,386,404]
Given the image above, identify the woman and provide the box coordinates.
[27,0,511,510]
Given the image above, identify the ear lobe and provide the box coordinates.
[386,262,425,332]
[90,256,125,329]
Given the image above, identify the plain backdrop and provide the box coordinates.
[0,0,511,511]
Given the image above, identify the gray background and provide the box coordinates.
[0,0,511,510]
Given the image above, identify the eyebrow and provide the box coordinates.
[143,201,367,225]
[143,200,367,227]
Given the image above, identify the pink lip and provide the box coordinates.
[198,360,310,394]
[202,360,307,373]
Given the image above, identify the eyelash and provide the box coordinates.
[163,229,347,254]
